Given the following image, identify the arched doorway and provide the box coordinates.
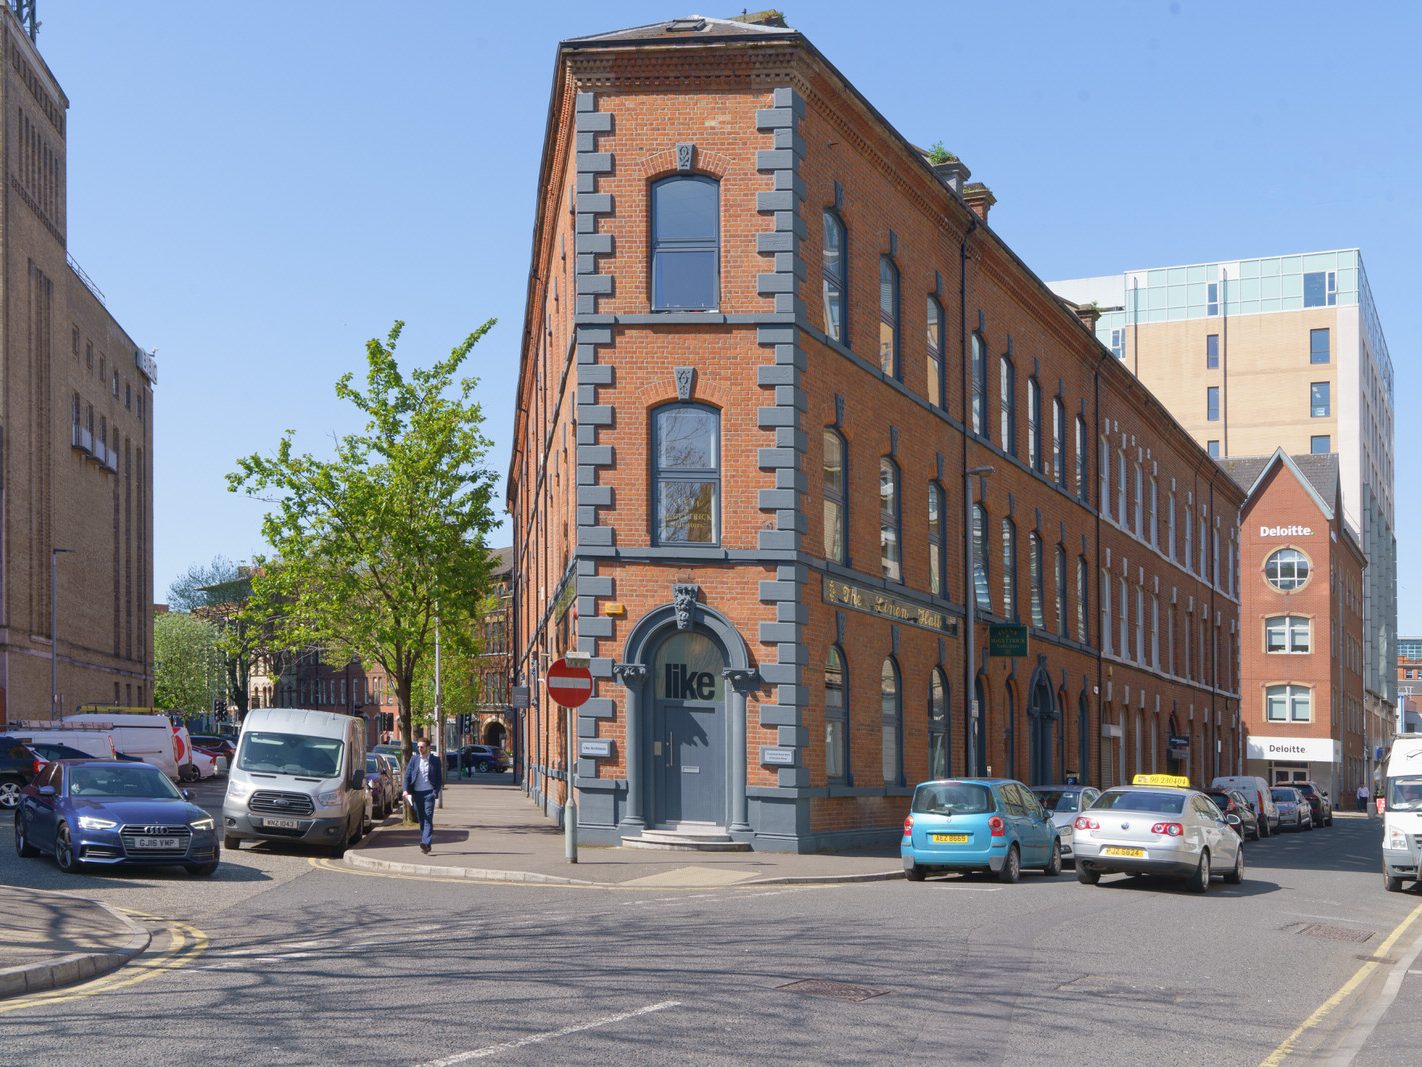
[1027,670,1058,786]
[649,628,728,827]
[1166,713,1184,777]
[482,720,507,749]
[1077,693,1090,785]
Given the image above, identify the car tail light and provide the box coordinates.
[1151,822,1184,837]
[33,758,43,774]
[1073,816,1099,831]
[988,815,1006,837]
[902,815,913,837]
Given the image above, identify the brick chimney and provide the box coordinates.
[962,182,996,223]
[1067,299,1101,333]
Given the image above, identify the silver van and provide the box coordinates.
[222,708,369,858]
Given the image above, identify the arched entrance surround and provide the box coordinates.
[1027,662,1059,786]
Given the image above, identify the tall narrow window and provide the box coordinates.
[1151,595,1160,667]
[972,503,990,612]
[1310,328,1330,365]
[928,482,946,597]
[999,354,1016,456]
[1206,386,1220,421]
[1116,450,1127,524]
[929,669,949,779]
[926,296,945,408]
[650,175,719,310]
[1206,334,1219,369]
[1077,557,1089,645]
[879,256,899,377]
[1135,585,1145,662]
[1001,518,1017,619]
[1133,462,1143,536]
[1310,382,1331,417]
[971,333,987,436]
[881,658,902,785]
[1167,492,1177,559]
[1118,577,1129,660]
[822,211,847,342]
[1052,398,1065,486]
[1027,377,1042,473]
[1075,416,1089,502]
[1029,532,1044,629]
[1101,568,1112,655]
[825,647,848,781]
[1098,436,1110,519]
[1148,478,1158,547]
[653,404,719,544]
[822,430,847,563]
[1055,545,1068,637]
[880,457,901,582]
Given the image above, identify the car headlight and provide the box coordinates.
[318,790,343,807]
[226,778,254,801]
[1389,826,1408,850]
[77,816,118,831]
[190,817,216,831]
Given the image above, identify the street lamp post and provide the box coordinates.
[963,466,993,775]
[50,548,74,721]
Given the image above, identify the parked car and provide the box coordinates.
[447,744,511,774]
[1206,789,1261,841]
[1074,775,1245,892]
[189,747,222,779]
[23,741,98,766]
[902,778,1062,883]
[365,753,399,818]
[1029,784,1101,865]
[1211,775,1280,837]
[14,759,220,875]
[190,735,237,765]
[1290,781,1333,827]
[1271,786,1312,831]
[0,735,42,810]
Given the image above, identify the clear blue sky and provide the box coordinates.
[37,1,1422,627]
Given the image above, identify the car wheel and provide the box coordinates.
[1260,819,1270,838]
[54,826,82,874]
[1223,845,1244,885]
[1326,815,1333,827]
[477,761,492,774]
[1385,867,1405,893]
[1189,851,1211,894]
[1043,840,1062,877]
[1249,823,1261,842]
[224,834,241,851]
[0,778,21,810]
[1076,864,1101,885]
[1304,814,1313,831]
[15,813,39,858]
[904,862,926,882]
[186,861,219,877]
[998,845,1021,884]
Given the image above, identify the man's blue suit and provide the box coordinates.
[403,750,444,848]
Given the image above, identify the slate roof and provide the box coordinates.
[565,13,794,46]
[1220,450,1339,507]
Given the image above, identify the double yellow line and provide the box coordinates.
[0,917,208,1015]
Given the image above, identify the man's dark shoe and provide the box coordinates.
[420,843,431,854]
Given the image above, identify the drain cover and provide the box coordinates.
[777,979,890,1003]
[1289,923,1374,944]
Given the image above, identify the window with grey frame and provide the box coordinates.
[1310,328,1330,365]
[880,457,901,582]
[1310,381,1330,418]
[823,429,847,564]
[1027,376,1042,473]
[926,295,945,408]
[650,175,719,310]
[1207,386,1220,422]
[999,354,1016,456]
[971,332,987,436]
[928,481,947,597]
[1076,556,1089,645]
[821,210,847,343]
[1075,416,1089,503]
[1055,544,1068,637]
[881,657,903,786]
[1029,531,1045,629]
[879,256,899,377]
[1052,397,1066,486]
[973,503,991,612]
[1206,334,1219,369]
[652,403,719,545]
[929,668,949,779]
[825,646,849,782]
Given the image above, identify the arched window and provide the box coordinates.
[825,647,849,781]
[822,211,847,342]
[650,175,719,310]
[973,503,991,612]
[1055,544,1068,637]
[1077,556,1089,645]
[971,332,987,436]
[652,403,719,544]
[926,296,945,408]
[1000,517,1017,619]
[928,482,946,597]
[1075,416,1089,502]
[999,354,1016,455]
[1265,548,1311,591]
[1265,615,1311,653]
[879,256,899,377]
[822,429,847,564]
[881,657,902,785]
[1029,531,1044,628]
[1266,684,1312,722]
[1053,397,1066,486]
[929,668,949,779]
[880,457,901,582]
[1027,376,1042,473]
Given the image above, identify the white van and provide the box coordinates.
[222,708,369,858]
[1383,735,1422,892]
[1211,775,1280,837]
[8,722,121,760]
[62,713,181,779]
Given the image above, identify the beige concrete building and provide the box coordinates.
[0,10,155,724]
[1052,250,1396,741]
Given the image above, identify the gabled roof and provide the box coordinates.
[565,13,795,46]
[1220,449,1340,521]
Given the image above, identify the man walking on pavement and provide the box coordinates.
[403,737,443,854]
[1357,782,1370,813]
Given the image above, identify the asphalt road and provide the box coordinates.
[2,784,1419,1066]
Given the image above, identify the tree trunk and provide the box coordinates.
[397,676,417,825]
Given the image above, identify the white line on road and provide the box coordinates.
[414,1000,681,1066]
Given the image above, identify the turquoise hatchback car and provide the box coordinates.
[902,778,1062,883]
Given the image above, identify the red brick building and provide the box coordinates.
[508,13,1243,850]
[1222,451,1367,798]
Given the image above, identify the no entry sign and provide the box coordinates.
[547,658,593,708]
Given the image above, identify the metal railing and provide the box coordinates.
[66,253,106,306]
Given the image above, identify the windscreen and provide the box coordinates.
[1092,790,1185,815]
[1033,790,1078,813]
[1271,789,1296,802]
[912,782,993,815]
[1388,775,1422,812]
[1207,793,1233,809]
[69,763,180,799]
[238,731,344,778]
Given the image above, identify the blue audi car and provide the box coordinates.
[14,760,220,876]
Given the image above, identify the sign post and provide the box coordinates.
[547,655,592,863]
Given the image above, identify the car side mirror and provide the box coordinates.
[39,785,56,797]
[181,789,192,800]
[1225,814,1241,826]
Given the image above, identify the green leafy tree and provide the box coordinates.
[229,320,501,774]
[153,612,220,716]
[166,555,273,720]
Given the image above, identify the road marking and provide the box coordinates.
[0,920,208,1015]
[414,1000,681,1066]
[1316,917,1422,1066]
[1259,900,1422,1066]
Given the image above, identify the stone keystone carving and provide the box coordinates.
[672,583,700,630]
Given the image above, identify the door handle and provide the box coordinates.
[666,732,673,768]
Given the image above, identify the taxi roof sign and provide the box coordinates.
[1132,773,1191,788]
